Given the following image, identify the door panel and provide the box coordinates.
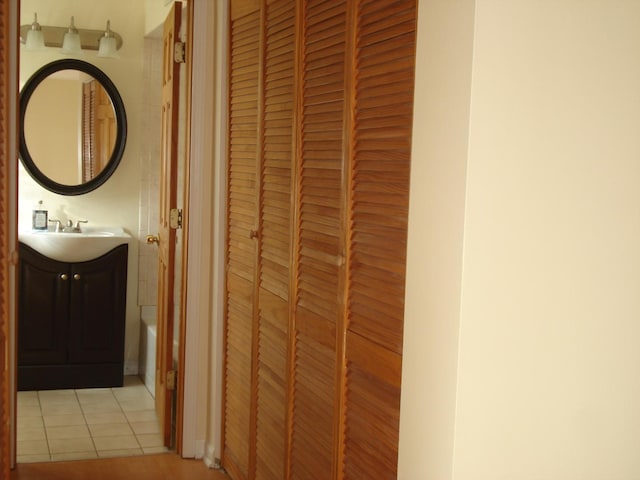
[342,0,416,476]
[254,1,296,477]
[156,1,182,448]
[223,3,260,478]
[290,0,347,476]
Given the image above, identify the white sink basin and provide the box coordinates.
[19,226,131,262]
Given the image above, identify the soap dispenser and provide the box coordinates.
[32,200,48,231]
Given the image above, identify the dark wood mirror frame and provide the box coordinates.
[19,59,127,195]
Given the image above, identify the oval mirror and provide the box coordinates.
[19,59,127,195]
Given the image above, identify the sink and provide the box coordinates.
[19,226,132,262]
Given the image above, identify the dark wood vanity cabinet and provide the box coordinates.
[18,243,128,391]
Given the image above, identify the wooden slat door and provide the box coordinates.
[223,0,417,478]
[224,1,297,478]
[156,1,182,448]
[254,0,296,478]
[223,0,261,477]
[341,1,416,478]
[290,0,348,477]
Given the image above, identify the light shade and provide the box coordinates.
[61,16,82,55]
[97,20,118,58]
[24,13,44,51]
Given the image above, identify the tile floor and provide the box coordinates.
[17,376,168,463]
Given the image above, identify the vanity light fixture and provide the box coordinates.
[61,16,82,55]
[97,21,118,59]
[24,13,45,51]
[20,15,123,57]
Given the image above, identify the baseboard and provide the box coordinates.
[124,360,139,376]
[194,439,205,459]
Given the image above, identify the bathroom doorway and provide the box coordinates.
[15,0,191,464]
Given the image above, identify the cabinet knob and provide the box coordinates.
[73,274,81,280]
[60,273,68,281]
[249,229,259,239]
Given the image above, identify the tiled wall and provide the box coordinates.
[138,38,162,306]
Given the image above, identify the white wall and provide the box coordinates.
[19,0,145,374]
[401,1,640,478]
[398,0,474,477]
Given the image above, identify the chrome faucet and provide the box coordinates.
[63,219,88,233]
[48,219,62,232]
[49,219,88,233]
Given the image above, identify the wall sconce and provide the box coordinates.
[20,13,123,58]
[98,21,118,59]
[61,16,81,55]
[24,13,45,51]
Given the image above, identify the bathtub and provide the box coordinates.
[139,306,157,398]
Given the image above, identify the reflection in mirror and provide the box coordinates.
[19,59,127,196]
[23,70,117,186]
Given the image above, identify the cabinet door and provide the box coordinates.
[18,244,70,366]
[68,245,128,364]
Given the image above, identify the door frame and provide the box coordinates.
[181,0,228,463]
[5,0,219,465]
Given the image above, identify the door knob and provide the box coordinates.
[146,234,160,245]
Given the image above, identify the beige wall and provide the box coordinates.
[24,78,81,185]
[401,0,640,478]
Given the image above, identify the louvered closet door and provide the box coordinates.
[341,0,417,478]
[254,0,296,479]
[290,0,348,478]
[223,0,261,478]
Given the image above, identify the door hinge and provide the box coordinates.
[174,41,186,63]
[167,370,177,391]
[170,208,183,229]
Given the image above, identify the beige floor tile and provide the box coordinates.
[123,376,144,387]
[129,421,160,435]
[112,384,151,400]
[17,426,46,442]
[46,424,91,440]
[18,416,44,429]
[136,433,164,448]
[117,397,155,412]
[17,439,49,455]
[18,405,43,417]
[124,410,158,423]
[51,451,98,462]
[80,400,122,414]
[97,448,144,458]
[76,389,115,405]
[43,414,86,427]
[17,391,40,406]
[93,434,140,451]
[83,412,128,425]
[17,454,51,463]
[48,437,95,454]
[40,403,82,416]
[89,423,134,437]
[38,390,78,405]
